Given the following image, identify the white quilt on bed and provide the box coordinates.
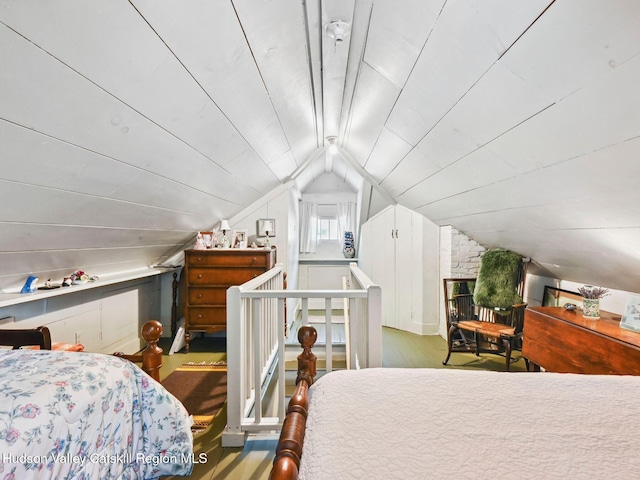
[299,368,640,479]
[0,349,193,479]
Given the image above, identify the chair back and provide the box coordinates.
[443,278,477,324]
[0,326,52,350]
[453,294,475,321]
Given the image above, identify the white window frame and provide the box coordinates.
[317,216,339,242]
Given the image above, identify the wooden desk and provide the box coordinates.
[523,306,640,375]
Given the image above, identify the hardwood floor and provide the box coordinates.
[159,326,527,479]
[382,326,527,372]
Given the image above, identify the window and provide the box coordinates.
[317,217,339,241]
[300,200,346,255]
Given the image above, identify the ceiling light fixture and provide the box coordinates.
[326,136,338,154]
[326,20,350,44]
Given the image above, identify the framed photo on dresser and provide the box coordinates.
[620,294,640,332]
[232,229,248,248]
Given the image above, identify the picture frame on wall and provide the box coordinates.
[620,294,640,332]
[257,219,276,237]
[542,286,582,308]
[232,229,248,248]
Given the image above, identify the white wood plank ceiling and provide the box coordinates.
[1,0,639,293]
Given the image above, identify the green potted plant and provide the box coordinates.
[577,285,609,319]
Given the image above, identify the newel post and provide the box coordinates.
[222,285,246,447]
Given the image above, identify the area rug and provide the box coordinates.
[161,361,227,433]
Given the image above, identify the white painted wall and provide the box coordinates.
[228,182,293,271]
[298,263,351,310]
[225,182,301,320]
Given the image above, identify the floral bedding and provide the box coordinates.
[0,349,193,479]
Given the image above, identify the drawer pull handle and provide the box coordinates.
[197,294,203,298]
[252,257,257,264]
[198,274,203,278]
[197,257,202,262]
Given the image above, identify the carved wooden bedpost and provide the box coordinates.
[297,325,317,382]
[270,326,318,480]
[140,320,163,382]
[113,320,164,382]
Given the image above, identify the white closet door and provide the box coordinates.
[395,205,415,332]
[364,207,396,328]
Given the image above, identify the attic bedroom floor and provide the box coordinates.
[158,328,526,480]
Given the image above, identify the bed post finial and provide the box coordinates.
[141,320,163,381]
[298,326,317,381]
[113,320,163,382]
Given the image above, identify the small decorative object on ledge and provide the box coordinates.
[343,231,355,258]
[194,232,207,250]
[68,270,98,285]
[219,219,231,248]
[258,219,275,248]
[620,294,640,332]
[20,275,38,293]
[577,285,610,319]
[195,231,215,250]
[71,270,89,285]
[232,229,248,248]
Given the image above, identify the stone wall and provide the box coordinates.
[438,226,486,337]
[449,227,485,278]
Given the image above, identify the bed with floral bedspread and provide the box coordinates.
[0,348,193,479]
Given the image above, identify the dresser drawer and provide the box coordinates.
[186,251,271,267]
[182,248,276,350]
[188,287,226,305]
[186,307,226,326]
[188,267,266,285]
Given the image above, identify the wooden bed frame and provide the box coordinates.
[271,323,640,479]
[113,320,164,382]
[1,320,165,382]
[270,325,318,480]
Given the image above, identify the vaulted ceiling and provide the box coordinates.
[1,0,640,293]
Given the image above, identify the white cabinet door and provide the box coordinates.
[359,206,396,328]
[395,205,417,332]
[359,204,439,333]
[371,207,397,328]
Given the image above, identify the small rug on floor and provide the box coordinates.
[161,361,227,434]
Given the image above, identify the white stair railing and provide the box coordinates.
[348,262,383,370]
[222,262,381,447]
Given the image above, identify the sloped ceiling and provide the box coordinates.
[1,0,640,294]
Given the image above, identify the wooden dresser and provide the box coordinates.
[523,306,640,375]
[183,248,276,351]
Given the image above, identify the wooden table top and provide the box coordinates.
[527,306,640,348]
